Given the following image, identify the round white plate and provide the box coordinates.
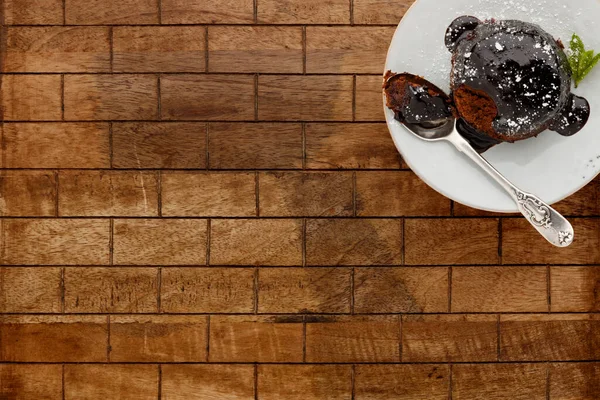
[384,0,600,212]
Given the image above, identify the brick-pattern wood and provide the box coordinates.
[1,0,599,397]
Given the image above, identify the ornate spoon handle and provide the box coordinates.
[447,129,574,247]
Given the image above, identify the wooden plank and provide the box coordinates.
[452,363,546,400]
[452,266,548,312]
[210,219,303,266]
[0,219,110,265]
[355,75,386,121]
[258,76,353,121]
[500,314,600,361]
[112,122,206,169]
[65,0,159,24]
[305,315,401,362]
[113,26,206,73]
[549,363,600,400]
[161,0,254,24]
[502,218,600,264]
[161,75,255,121]
[305,123,400,169]
[356,171,451,216]
[402,314,498,362]
[162,365,254,400]
[161,267,255,313]
[4,0,63,24]
[354,267,448,313]
[257,0,350,24]
[161,172,256,216]
[404,219,500,265]
[550,267,600,312]
[0,315,107,362]
[306,27,395,73]
[209,26,303,73]
[353,0,414,24]
[209,315,304,362]
[110,315,207,362]
[0,365,63,400]
[2,123,110,168]
[59,171,159,216]
[259,172,353,216]
[258,267,351,313]
[64,75,158,120]
[354,364,449,400]
[306,219,403,265]
[209,123,303,169]
[113,219,207,265]
[64,365,158,400]
[64,267,158,313]
[258,365,352,400]
[0,267,62,313]
[0,171,56,216]
[5,27,110,73]
[1,75,62,121]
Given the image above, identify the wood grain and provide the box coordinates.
[161,267,255,313]
[109,315,207,362]
[0,171,56,216]
[5,27,110,73]
[259,172,353,216]
[112,122,206,169]
[113,219,207,265]
[161,172,256,216]
[65,0,159,24]
[306,218,403,265]
[64,364,158,400]
[305,315,401,362]
[0,315,108,362]
[404,219,500,265]
[0,267,62,313]
[354,364,449,400]
[59,170,159,216]
[161,0,254,24]
[257,0,350,24]
[402,314,498,362]
[550,267,600,312]
[258,76,353,121]
[1,123,110,168]
[1,75,62,121]
[209,26,303,73]
[162,365,254,400]
[210,219,303,265]
[354,267,448,313]
[355,76,386,121]
[451,266,548,312]
[161,75,255,121]
[209,123,303,169]
[64,267,158,313]
[258,365,352,400]
[113,26,206,73]
[3,0,63,24]
[305,123,401,169]
[209,315,304,362]
[452,363,546,400]
[258,267,351,313]
[64,75,158,120]
[500,314,600,361]
[0,219,110,265]
[0,364,63,399]
[353,0,414,24]
[549,363,600,400]
[306,27,395,73]
[356,171,451,216]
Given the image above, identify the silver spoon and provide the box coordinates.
[402,118,574,247]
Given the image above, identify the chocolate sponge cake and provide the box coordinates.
[446,16,590,143]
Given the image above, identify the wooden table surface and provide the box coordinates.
[1,0,599,398]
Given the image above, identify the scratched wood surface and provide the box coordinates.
[1,0,599,398]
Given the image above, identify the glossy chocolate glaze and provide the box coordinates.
[447,16,590,141]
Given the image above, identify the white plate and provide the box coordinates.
[384,0,600,212]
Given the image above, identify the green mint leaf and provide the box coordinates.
[567,33,600,88]
[581,51,600,81]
